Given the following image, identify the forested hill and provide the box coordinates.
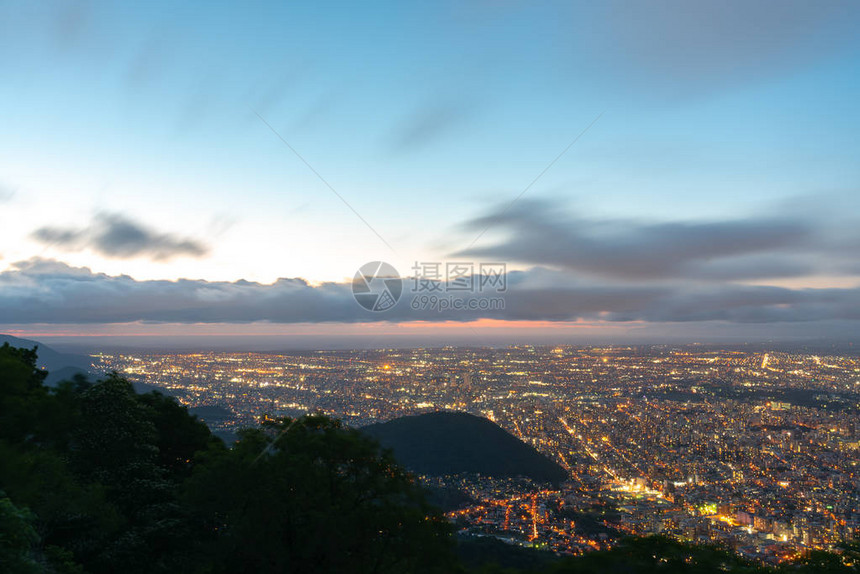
[362,411,568,484]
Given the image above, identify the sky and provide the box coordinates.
[1,1,860,350]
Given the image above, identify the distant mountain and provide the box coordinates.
[0,334,97,385]
[362,411,568,484]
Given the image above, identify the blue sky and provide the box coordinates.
[1,1,860,345]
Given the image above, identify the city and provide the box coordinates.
[97,346,860,563]
[4,2,860,571]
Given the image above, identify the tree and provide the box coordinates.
[548,536,763,574]
[0,493,83,574]
[137,390,218,480]
[183,415,458,574]
[1,348,219,574]
[781,540,860,574]
[0,494,41,574]
[0,344,49,442]
[69,374,203,574]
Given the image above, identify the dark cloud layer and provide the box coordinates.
[454,199,854,281]
[3,258,860,326]
[32,213,208,261]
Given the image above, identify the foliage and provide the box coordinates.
[547,536,763,573]
[0,343,457,573]
[0,494,41,574]
[183,415,457,573]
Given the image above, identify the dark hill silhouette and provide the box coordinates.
[0,334,96,385]
[362,411,568,484]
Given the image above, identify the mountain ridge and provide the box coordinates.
[0,334,96,385]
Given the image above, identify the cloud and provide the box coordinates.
[0,258,363,324]
[574,0,860,97]
[0,182,16,202]
[32,213,209,261]
[453,199,855,282]
[53,0,94,51]
[389,99,476,152]
[3,257,860,326]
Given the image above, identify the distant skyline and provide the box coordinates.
[2,1,860,348]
